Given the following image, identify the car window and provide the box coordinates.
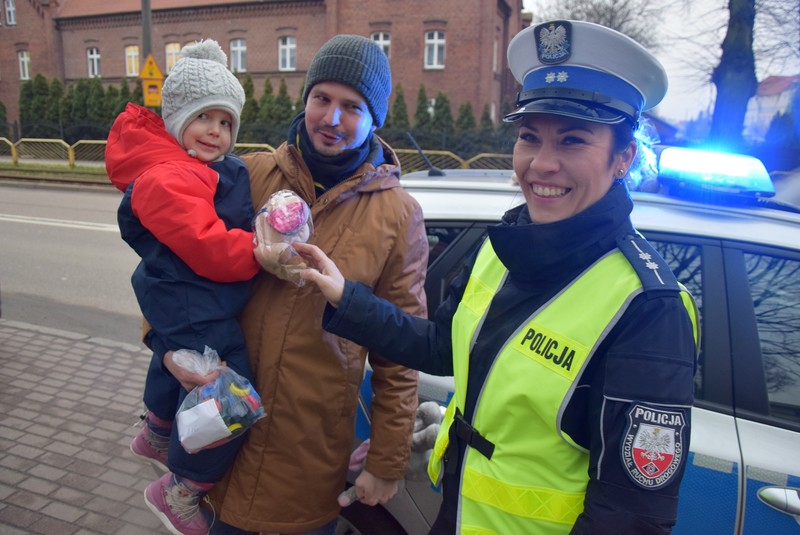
[427,226,465,266]
[424,224,489,312]
[743,251,800,425]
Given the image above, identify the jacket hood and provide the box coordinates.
[105,103,199,192]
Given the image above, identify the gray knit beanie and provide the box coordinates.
[303,35,391,128]
[161,39,245,153]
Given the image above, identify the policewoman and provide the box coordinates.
[296,20,699,535]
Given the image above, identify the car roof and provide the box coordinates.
[401,172,524,222]
[401,171,800,251]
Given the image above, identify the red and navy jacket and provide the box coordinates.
[106,104,259,354]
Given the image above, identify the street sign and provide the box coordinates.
[140,54,164,108]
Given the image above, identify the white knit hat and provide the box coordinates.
[161,39,245,153]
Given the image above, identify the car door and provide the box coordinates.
[724,242,800,533]
[651,232,800,534]
[647,234,743,534]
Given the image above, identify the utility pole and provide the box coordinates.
[142,0,152,59]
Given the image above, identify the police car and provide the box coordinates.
[339,146,800,535]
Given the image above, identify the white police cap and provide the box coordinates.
[504,20,667,125]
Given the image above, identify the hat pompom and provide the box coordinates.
[180,40,228,67]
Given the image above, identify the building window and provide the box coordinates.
[5,0,16,26]
[279,36,296,71]
[371,32,391,58]
[230,39,247,73]
[125,45,140,77]
[87,47,101,78]
[165,42,181,73]
[18,50,29,80]
[424,30,445,70]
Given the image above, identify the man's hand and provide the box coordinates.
[337,402,445,507]
[293,242,345,307]
[338,469,399,507]
[162,350,220,392]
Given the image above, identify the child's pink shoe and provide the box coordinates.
[130,425,168,472]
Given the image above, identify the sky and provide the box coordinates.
[519,1,800,123]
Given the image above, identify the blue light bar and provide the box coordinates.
[658,147,775,197]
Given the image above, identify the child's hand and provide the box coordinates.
[254,242,307,284]
[163,350,221,392]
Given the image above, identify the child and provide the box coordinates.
[105,39,259,535]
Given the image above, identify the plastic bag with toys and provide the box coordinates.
[253,189,313,286]
[174,346,266,454]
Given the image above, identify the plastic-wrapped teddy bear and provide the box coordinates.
[253,189,313,285]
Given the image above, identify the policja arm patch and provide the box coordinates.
[621,403,686,489]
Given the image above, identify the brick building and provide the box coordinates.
[0,0,524,133]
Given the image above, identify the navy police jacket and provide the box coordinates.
[323,181,697,534]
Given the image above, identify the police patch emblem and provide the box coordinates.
[534,20,572,64]
[621,404,686,489]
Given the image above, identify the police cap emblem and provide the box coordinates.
[535,21,572,65]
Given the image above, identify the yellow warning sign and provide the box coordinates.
[139,54,164,80]
[140,54,164,107]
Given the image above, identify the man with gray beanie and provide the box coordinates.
[164,34,428,534]
[106,39,264,535]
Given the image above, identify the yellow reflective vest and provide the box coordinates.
[428,238,698,535]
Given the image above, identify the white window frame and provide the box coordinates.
[230,39,247,73]
[87,47,101,78]
[371,32,391,58]
[125,45,140,77]
[18,50,29,80]
[165,42,181,73]
[424,30,445,70]
[5,0,16,26]
[279,36,296,72]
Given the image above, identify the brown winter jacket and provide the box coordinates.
[208,138,427,533]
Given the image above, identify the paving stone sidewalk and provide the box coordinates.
[0,318,167,534]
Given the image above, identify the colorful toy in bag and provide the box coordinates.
[253,189,313,286]
[174,346,266,453]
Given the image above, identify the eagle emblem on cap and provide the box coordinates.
[536,21,571,64]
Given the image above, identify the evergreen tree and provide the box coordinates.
[104,85,120,122]
[45,79,65,128]
[239,72,259,142]
[0,100,9,139]
[258,78,275,124]
[18,80,34,136]
[131,79,144,106]
[431,92,454,135]
[271,78,294,126]
[71,79,92,123]
[115,78,132,116]
[479,103,493,132]
[60,85,76,126]
[414,85,430,129]
[26,74,51,137]
[760,109,800,170]
[87,77,106,123]
[294,78,305,114]
[390,85,409,130]
[455,101,476,133]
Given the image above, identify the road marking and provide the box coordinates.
[0,213,119,232]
